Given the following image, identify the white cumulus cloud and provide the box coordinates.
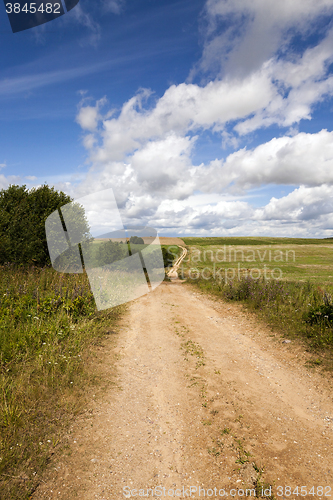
[69,0,333,237]
[77,28,333,166]
[220,130,333,190]
[196,0,333,77]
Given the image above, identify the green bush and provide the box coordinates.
[129,235,144,245]
[0,184,91,267]
[161,246,180,268]
[96,240,125,266]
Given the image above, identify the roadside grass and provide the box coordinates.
[0,264,125,500]
[180,240,333,371]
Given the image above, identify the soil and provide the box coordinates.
[32,279,333,499]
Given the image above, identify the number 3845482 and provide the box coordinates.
[5,3,61,14]
[277,486,331,497]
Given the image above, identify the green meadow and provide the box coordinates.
[181,237,333,288]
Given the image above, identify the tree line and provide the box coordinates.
[0,184,172,269]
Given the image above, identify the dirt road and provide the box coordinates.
[167,246,187,279]
[33,280,333,499]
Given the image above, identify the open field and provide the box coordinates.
[181,237,333,287]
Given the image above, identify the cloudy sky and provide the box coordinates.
[1,0,333,237]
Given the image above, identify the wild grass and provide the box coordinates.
[0,263,124,499]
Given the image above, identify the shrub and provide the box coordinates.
[96,240,125,266]
[0,184,91,267]
[129,235,144,245]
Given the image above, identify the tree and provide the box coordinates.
[0,184,91,266]
[129,235,144,245]
[161,247,174,268]
[96,240,125,266]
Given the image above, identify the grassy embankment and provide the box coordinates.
[181,237,333,371]
[0,264,125,499]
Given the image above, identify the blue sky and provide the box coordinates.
[1,0,333,237]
